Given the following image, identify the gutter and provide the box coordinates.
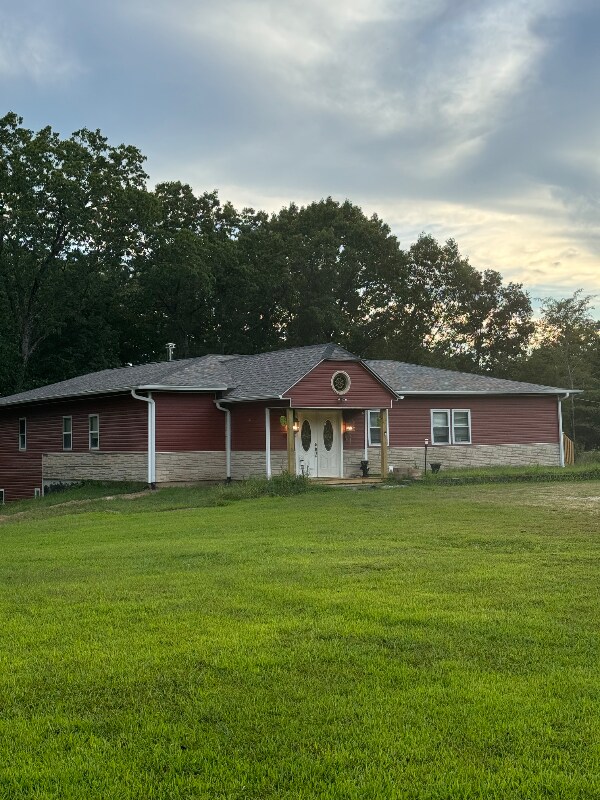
[215,400,232,481]
[558,392,571,468]
[0,384,229,409]
[131,389,156,487]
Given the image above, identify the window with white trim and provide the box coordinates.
[431,409,471,445]
[19,418,26,451]
[63,416,73,451]
[452,409,471,444]
[368,410,381,445]
[89,415,99,450]
[365,408,390,447]
[34,487,41,498]
[0,490,4,504]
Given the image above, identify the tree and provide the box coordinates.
[0,112,151,391]
[440,269,534,374]
[514,291,600,448]
[267,198,403,350]
[359,233,533,371]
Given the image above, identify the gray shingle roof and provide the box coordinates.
[224,343,357,401]
[0,344,572,408]
[366,360,570,395]
[0,354,233,407]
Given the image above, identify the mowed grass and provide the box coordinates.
[1,483,599,799]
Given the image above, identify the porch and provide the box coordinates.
[276,406,393,481]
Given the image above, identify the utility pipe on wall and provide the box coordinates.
[131,389,156,487]
[558,392,570,468]
[215,401,232,481]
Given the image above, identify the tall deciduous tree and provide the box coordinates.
[0,112,151,390]
[360,233,533,372]
[513,291,600,448]
[268,198,403,350]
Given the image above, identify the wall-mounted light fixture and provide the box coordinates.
[343,422,355,433]
[280,415,300,433]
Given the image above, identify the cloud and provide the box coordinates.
[0,9,80,85]
[2,0,599,314]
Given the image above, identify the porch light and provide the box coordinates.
[343,422,354,433]
[292,420,300,432]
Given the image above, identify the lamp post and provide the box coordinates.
[424,438,429,474]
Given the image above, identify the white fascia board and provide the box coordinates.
[392,390,578,396]
[136,385,228,391]
[282,358,399,400]
[0,384,229,408]
[224,395,288,403]
[280,358,328,395]
[358,362,400,399]
[0,386,138,407]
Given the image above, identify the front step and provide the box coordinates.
[310,477,382,486]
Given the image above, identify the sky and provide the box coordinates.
[1,0,599,314]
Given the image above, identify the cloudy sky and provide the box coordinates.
[1,0,599,313]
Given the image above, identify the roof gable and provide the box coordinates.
[223,343,357,402]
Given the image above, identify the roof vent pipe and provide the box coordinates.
[166,343,176,361]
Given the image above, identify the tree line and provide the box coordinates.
[1,113,598,448]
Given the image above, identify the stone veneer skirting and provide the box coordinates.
[43,452,148,483]
[231,451,287,480]
[42,442,562,486]
[343,442,561,477]
[155,452,226,482]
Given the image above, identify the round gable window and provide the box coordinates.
[331,370,351,395]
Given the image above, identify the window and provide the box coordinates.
[368,410,381,445]
[331,370,351,395]
[431,410,450,444]
[431,409,471,445]
[19,418,26,451]
[452,410,471,444]
[89,415,99,449]
[63,416,73,451]
[34,487,41,498]
[0,490,4,504]
[367,410,389,446]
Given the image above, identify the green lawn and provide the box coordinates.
[1,482,599,799]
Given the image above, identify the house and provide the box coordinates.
[0,343,574,501]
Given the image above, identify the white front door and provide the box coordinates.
[296,411,342,478]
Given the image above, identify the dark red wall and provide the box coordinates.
[285,360,395,408]
[154,393,225,451]
[0,393,147,501]
[389,395,559,446]
[231,404,287,451]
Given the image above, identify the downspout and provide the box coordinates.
[558,392,570,468]
[131,389,156,488]
[265,408,271,479]
[215,401,232,482]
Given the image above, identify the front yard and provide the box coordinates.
[0,482,599,798]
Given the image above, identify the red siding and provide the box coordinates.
[231,404,288,451]
[269,407,288,452]
[154,393,225,451]
[0,394,147,501]
[286,360,395,408]
[389,395,559,446]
